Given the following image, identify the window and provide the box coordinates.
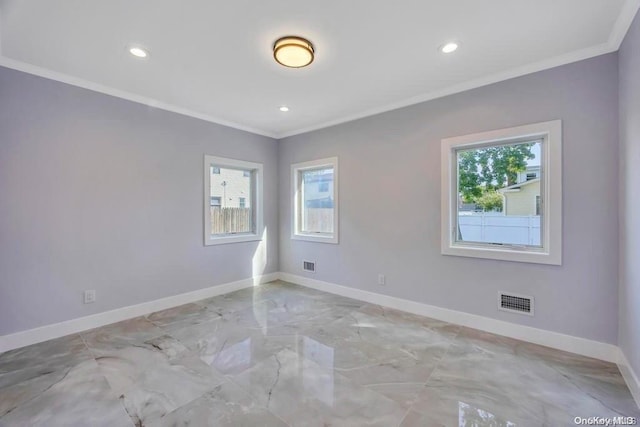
[441,120,562,265]
[204,155,263,245]
[292,157,339,244]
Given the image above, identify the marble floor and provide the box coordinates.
[0,281,638,426]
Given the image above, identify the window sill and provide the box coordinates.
[205,233,262,246]
[441,243,561,265]
[292,233,338,244]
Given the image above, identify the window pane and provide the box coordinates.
[456,140,542,247]
[301,167,334,233]
[210,166,253,235]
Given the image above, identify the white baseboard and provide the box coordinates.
[279,272,620,364]
[2,270,637,408]
[618,350,640,409]
[0,273,279,353]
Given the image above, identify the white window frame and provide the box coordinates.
[291,157,339,244]
[441,120,562,265]
[204,155,263,246]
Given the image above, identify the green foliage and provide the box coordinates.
[474,190,503,212]
[458,143,534,203]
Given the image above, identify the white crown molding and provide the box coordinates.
[618,349,640,409]
[276,42,615,139]
[0,3,638,140]
[0,272,278,353]
[609,0,640,49]
[0,6,4,56]
[279,272,620,363]
[278,1,640,138]
[0,55,278,139]
[0,41,617,141]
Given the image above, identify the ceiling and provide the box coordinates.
[0,1,638,138]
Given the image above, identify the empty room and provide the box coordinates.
[1,1,640,426]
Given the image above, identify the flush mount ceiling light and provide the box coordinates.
[440,42,459,54]
[273,36,314,68]
[279,106,290,112]
[128,46,149,58]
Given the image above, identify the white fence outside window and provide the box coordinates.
[458,212,541,246]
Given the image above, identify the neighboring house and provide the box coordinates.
[210,167,251,208]
[516,165,541,183]
[303,169,334,208]
[499,178,540,216]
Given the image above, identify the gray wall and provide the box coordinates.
[619,11,640,374]
[279,53,620,344]
[0,67,279,335]
[0,48,626,347]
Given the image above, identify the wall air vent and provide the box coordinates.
[498,292,534,316]
[303,261,316,273]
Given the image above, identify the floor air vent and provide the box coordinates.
[499,292,534,316]
[303,261,316,273]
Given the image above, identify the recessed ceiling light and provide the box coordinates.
[279,106,290,112]
[129,46,149,58]
[440,42,459,54]
[273,36,314,68]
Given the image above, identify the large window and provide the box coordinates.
[292,157,339,244]
[441,120,562,265]
[204,155,263,246]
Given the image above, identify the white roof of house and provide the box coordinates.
[498,178,540,193]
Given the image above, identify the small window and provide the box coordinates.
[292,157,339,244]
[204,155,263,246]
[441,120,562,265]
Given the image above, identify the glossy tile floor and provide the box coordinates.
[0,281,638,426]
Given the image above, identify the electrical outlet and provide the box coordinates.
[378,274,385,286]
[84,290,96,304]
